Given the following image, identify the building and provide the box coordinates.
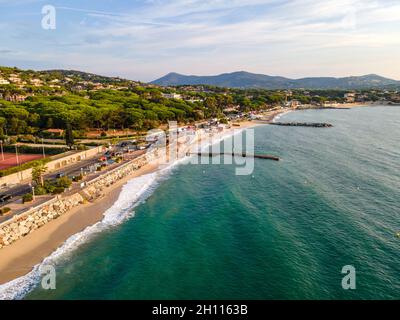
[30,78,43,86]
[162,93,182,99]
[6,94,27,102]
[45,129,64,137]
[8,74,21,84]
[186,98,204,103]
[0,78,10,85]
[344,92,356,103]
[288,100,301,108]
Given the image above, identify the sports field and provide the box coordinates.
[0,153,44,170]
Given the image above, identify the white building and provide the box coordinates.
[162,93,182,99]
[31,78,43,86]
[8,74,21,84]
[0,78,10,85]
[344,92,356,103]
[287,100,301,108]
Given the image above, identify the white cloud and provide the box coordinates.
[2,0,400,80]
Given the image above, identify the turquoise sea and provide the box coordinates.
[6,106,400,299]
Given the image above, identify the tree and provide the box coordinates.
[65,123,74,149]
[56,176,72,189]
[32,163,47,187]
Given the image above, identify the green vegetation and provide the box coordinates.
[33,186,47,196]
[0,207,11,216]
[2,145,67,155]
[65,123,74,149]
[56,176,72,189]
[22,193,33,203]
[37,176,73,195]
[52,186,65,194]
[0,66,396,146]
[32,163,47,186]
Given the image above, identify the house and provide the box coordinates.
[92,83,104,90]
[45,129,64,137]
[8,74,21,84]
[344,92,356,103]
[288,100,301,108]
[186,98,204,103]
[223,105,240,112]
[7,94,27,102]
[31,78,43,86]
[162,93,182,99]
[0,78,10,85]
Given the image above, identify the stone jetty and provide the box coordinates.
[270,122,333,128]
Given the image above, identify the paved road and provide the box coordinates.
[0,156,101,203]
[0,149,147,222]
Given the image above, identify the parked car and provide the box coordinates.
[0,194,13,203]
[56,172,65,179]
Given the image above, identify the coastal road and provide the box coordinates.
[0,155,103,207]
[0,149,146,223]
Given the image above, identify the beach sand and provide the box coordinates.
[0,162,159,285]
[0,118,269,286]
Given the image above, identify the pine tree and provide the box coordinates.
[65,123,74,149]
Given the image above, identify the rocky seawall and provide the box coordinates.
[0,149,161,250]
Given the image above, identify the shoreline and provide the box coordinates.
[0,103,384,294]
[0,162,160,286]
[0,117,264,292]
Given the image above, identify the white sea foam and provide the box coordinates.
[0,127,245,300]
[272,110,292,123]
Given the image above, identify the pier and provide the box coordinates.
[189,152,280,161]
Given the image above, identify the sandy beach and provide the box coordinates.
[0,113,275,287]
[0,162,159,285]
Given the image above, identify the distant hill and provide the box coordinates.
[41,69,136,84]
[152,71,400,89]
[0,66,142,88]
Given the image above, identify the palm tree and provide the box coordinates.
[32,163,47,186]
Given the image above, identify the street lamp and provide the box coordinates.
[15,143,20,166]
[0,140,4,161]
[42,138,46,159]
[29,183,35,201]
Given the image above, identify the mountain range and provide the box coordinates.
[152,71,400,89]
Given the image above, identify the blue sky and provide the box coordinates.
[1,0,400,81]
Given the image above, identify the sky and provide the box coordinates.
[0,0,399,82]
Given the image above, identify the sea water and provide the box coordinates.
[2,106,400,300]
